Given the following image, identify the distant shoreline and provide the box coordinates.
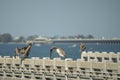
[0,42,25,44]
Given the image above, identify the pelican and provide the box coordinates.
[14,43,32,63]
[50,46,66,59]
[80,43,86,52]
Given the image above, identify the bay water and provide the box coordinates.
[0,43,120,60]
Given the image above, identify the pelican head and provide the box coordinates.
[50,46,57,59]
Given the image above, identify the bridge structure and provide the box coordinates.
[27,39,120,44]
[52,39,120,44]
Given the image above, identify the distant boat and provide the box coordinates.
[68,44,77,48]
[34,44,41,47]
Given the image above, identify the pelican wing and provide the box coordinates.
[56,48,66,58]
[24,45,31,55]
[15,47,19,54]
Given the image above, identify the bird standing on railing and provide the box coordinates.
[80,43,86,52]
[50,46,66,59]
[14,43,32,64]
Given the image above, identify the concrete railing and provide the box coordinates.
[0,51,120,80]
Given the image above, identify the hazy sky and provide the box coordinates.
[0,0,120,38]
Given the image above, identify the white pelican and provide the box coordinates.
[50,46,66,59]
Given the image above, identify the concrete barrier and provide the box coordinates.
[0,51,120,80]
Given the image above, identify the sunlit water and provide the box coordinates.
[0,43,120,60]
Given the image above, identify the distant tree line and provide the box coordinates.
[0,33,94,43]
[0,33,13,42]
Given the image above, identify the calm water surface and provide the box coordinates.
[0,43,120,60]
